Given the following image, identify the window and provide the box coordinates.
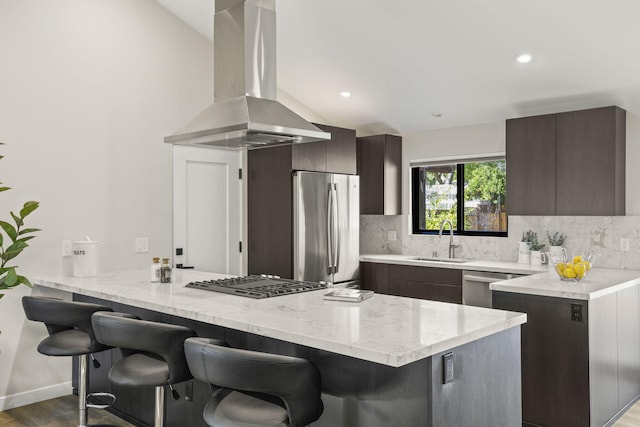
[411,157,507,236]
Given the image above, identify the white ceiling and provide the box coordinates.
[154,0,640,136]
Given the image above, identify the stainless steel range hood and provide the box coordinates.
[165,0,330,149]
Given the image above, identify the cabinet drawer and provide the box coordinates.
[388,264,462,287]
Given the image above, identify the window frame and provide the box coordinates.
[410,156,507,237]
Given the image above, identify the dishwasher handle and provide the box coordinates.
[463,274,501,283]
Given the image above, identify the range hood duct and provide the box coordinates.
[165,0,330,149]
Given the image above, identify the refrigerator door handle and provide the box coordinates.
[332,183,340,274]
[326,184,334,274]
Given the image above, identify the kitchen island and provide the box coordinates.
[35,269,526,427]
[491,268,640,427]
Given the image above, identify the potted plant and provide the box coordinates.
[518,230,535,264]
[528,233,546,266]
[547,231,567,263]
[0,143,41,299]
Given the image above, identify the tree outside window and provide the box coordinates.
[412,159,507,236]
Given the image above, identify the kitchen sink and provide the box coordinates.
[412,257,470,263]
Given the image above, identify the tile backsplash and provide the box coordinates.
[360,215,640,270]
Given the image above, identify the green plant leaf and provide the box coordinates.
[20,201,39,219]
[0,232,3,247]
[0,186,10,192]
[16,236,36,244]
[2,268,18,287]
[11,211,23,228]
[18,227,41,235]
[3,240,28,261]
[0,221,17,241]
[17,275,32,287]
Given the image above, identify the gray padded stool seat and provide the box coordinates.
[91,312,196,427]
[184,337,324,427]
[22,296,114,427]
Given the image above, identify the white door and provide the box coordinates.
[173,146,242,275]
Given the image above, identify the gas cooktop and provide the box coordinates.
[185,275,327,299]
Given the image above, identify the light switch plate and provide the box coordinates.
[135,237,149,253]
[61,240,72,257]
[620,238,630,251]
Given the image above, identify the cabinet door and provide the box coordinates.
[291,139,327,172]
[555,106,625,215]
[357,135,402,215]
[291,124,356,174]
[492,292,590,427]
[388,264,462,304]
[360,262,390,294]
[247,145,294,278]
[506,114,557,215]
[324,124,357,174]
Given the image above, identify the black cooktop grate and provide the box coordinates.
[185,275,327,299]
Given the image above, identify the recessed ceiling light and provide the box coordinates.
[340,91,351,98]
[515,53,533,64]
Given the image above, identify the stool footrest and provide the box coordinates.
[86,392,116,409]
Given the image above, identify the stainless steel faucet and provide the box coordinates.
[438,220,460,259]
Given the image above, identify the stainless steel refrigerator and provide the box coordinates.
[293,171,359,286]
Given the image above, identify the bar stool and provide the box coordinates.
[22,296,115,427]
[91,311,196,427]
[184,337,324,427]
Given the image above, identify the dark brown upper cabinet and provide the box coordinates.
[291,123,357,174]
[356,134,402,215]
[506,106,625,216]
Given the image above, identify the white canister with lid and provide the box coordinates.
[73,237,98,277]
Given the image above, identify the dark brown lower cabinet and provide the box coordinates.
[360,262,462,304]
[493,287,640,427]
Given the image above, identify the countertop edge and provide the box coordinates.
[359,254,547,275]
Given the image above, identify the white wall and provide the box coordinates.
[0,0,213,409]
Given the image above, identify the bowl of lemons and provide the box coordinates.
[552,252,600,282]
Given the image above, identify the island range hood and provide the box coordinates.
[165,0,330,149]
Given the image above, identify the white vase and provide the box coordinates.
[530,250,546,266]
[549,246,567,263]
[518,241,530,264]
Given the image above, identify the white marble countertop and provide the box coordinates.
[360,253,547,275]
[34,269,526,368]
[490,267,640,300]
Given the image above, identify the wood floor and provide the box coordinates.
[0,395,135,427]
[1,394,639,426]
[615,399,640,427]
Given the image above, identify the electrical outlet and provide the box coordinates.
[620,238,630,251]
[443,352,454,384]
[571,304,583,322]
[61,240,73,257]
[135,237,149,253]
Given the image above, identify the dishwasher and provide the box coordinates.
[462,270,524,308]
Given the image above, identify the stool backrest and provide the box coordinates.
[184,337,323,427]
[22,296,112,352]
[92,312,196,384]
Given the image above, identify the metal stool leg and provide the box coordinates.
[78,354,89,427]
[154,385,165,427]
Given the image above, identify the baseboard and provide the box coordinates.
[0,381,72,411]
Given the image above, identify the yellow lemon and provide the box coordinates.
[574,263,586,278]
[573,255,583,264]
[555,263,566,277]
[564,267,576,279]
